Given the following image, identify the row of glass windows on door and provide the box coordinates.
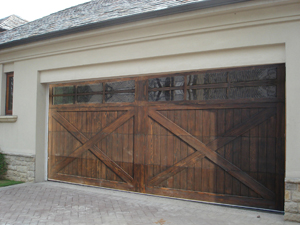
[51,66,278,105]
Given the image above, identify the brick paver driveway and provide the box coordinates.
[0,182,296,225]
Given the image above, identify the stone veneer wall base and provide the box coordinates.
[3,153,35,182]
[285,179,300,222]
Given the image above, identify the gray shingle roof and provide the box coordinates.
[0,0,250,49]
[0,15,28,31]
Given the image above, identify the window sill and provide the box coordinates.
[0,115,18,123]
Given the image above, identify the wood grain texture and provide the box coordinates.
[146,186,276,209]
[148,109,275,200]
[48,64,285,210]
[50,111,134,184]
[148,108,276,190]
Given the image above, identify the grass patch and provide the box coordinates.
[0,179,23,187]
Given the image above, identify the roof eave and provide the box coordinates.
[0,0,251,50]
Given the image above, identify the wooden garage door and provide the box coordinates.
[48,64,285,210]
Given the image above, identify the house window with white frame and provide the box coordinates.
[5,72,13,115]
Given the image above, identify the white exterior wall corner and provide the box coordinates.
[0,0,299,217]
[285,38,300,179]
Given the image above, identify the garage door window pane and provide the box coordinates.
[77,94,103,103]
[188,72,227,86]
[105,93,135,103]
[229,68,277,83]
[149,76,184,88]
[77,84,103,93]
[229,86,276,99]
[187,88,227,100]
[105,80,135,91]
[149,90,184,102]
[53,96,74,105]
[53,86,74,95]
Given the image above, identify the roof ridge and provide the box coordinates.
[0,14,28,31]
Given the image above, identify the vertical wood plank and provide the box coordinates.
[101,111,107,180]
[48,110,54,177]
[93,112,100,179]
[87,112,95,178]
[65,112,73,176]
[266,114,276,194]
[232,109,241,196]
[249,108,259,198]
[240,109,250,197]
[62,112,69,175]
[160,111,168,187]
[180,110,188,190]
[133,106,148,192]
[84,112,91,178]
[106,112,113,181]
[122,111,130,177]
[202,109,210,192]
[146,116,154,186]
[111,111,118,181]
[194,109,203,192]
[276,65,285,210]
[52,113,59,173]
[167,110,174,189]
[80,112,88,178]
[209,110,217,193]
[153,117,160,179]
[173,110,181,190]
[67,112,75,176]
[216,109,225,194]
[129,116,134,178]
[115,111,123,182]
[224,109,233,195]
[187,110,195,191]
[276,103,285,210]
[258,116,268,195]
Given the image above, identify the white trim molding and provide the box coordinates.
[0,115,18,123]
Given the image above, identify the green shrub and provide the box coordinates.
[0,152,7,179]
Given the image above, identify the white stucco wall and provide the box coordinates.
[0,0,299,182]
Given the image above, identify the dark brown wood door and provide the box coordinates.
[48,64,285,210]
